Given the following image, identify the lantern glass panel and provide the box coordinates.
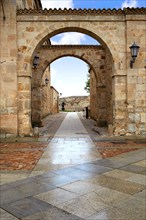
[132,47,137,58]
[130,42,140,59]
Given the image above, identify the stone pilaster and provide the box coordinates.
[18,76,32,136]
[0,0,18,137]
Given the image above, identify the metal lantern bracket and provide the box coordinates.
[130,58,135,69]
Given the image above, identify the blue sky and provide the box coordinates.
[42,0,146,9]
[41,0,145,97]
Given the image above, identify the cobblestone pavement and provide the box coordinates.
[0,112,146,220]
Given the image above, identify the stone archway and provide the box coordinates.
[32,45,112,127]
[17,9,127,136]
[31,45,113,127]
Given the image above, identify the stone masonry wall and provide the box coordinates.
[90,48,113,127]
[105,48,113,125]
[59,96,90,112]
[31,66,59,126]
[41,67,51,118]
[0,0,18,137]
[16,10,128,136]
[50,87,59,114]
[90,69,98,120]
[126,17,146,136]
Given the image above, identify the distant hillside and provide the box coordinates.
[59,96,90,112]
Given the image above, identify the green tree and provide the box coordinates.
[84,73,90,93]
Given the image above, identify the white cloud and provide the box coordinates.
[121,0,138,8]
[50,39,58,44]
[41,0,74,9]
[51,33,86,45]
[51,68,63,92]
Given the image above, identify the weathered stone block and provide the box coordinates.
[115,113,125,120]
[128,124,136,133]
[139,69,145,77]
[18,83,24,91]
[136,84,146,91]
[128,113,140,123]
[26,27,35,32]
[137,76,143,84]
[140,123,146,131]
[0,115,18,134]
[25,100,31,110]
[108,124,113,135]
[6,97,17,108]
[127,105,134,113]
[135,100,146,107]
[127,69,139,76]
[3,76,15,83]
[5,133,17,138]
[140,113,146,123]
[127,76,137,84]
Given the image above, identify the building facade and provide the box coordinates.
[0,0,146,137]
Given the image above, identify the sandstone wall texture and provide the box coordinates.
[41,67,51,118]
[59,96,90,112]
[0,3,146,137]
[0,1,18,137]
[50,87,59,114]
[31,66,51,126]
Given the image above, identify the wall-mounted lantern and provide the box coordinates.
[144,60,146,69]
[129,42,140,68]
[1,0,6,20]
[45,78,49,86]
[33,55,39,68]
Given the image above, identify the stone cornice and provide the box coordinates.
[17,7,146,16]
[124,7,146,14]
[41,45,103,49]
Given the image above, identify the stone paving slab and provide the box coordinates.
[87,175,145,195]
[0,208,19,220]
[1,197,53,219]
[86,206,136,220]
[35,188,80,206]
[119,164,146,174]
[91,158,129,168]
[56,194,109,218]
[74,163,112,174]
[86,188,130,206]
[22,207,84,220]
[53,167,100,180]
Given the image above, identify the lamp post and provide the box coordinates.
[129,42,140,68]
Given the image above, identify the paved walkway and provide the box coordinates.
[0,112,146,219]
